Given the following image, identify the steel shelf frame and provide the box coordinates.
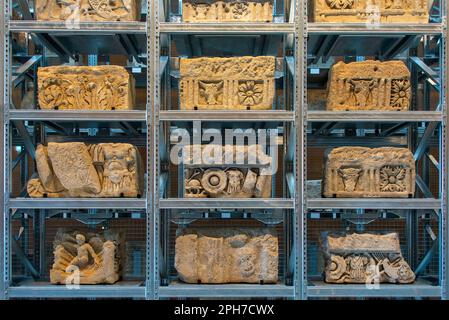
[1,0,449,301]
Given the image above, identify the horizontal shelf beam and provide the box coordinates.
[8,198,146,209]
[308,23,444,35]
[307,280,441,298]
[159,110,294,122]
[9,21,147,34]
[8,282,145,298]
[9,110,146,122]
[307,198,441,210]
[307,111,443,122]
[159,22,295,34]
[159,198,294,209]
[159,283,293,298]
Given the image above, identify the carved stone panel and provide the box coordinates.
[313,0,429,23]
[50,230,123,284]
[322,147,415,198]
[35,0,141,21]
[27,142,143,198]
[175,228,278,284]
[180,56,275,110]
[321,232,415,284]
[327,60,411,111]
[182,145,273,198]
[183,0,273,22]
[38,66,134,110]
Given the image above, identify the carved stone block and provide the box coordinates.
[180,56,275,110]
[313,0,429,23]
[175,228,278,284]
[50,230,123,284]
[183,0,273,22]
[27,142,143,198]
[322,147,415,198]
[327,60,411,111]
[182,145,273,198]
[321,232,415,284]
[38,66,134,110]
[35,0,141,21]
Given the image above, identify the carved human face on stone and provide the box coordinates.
[102,145,136,184]
[76,234,86,245]
[326,0,354,9]
[338,167,362,192]
[226,170,244,194]
[236,247,256,278]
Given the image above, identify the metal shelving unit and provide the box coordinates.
[1,0,448,300]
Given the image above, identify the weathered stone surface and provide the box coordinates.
[175,228,278,284]
[27,142,143,198]
[183,0,273,22]
[180,56,275,110]
[321,232,415,284]
[313,0,429,23]
[182,145,273,198]
[38,66,134,110]
[327,60,411,111]
[50,230,123,284]
[35,0,141,21]
[322,147,415,198]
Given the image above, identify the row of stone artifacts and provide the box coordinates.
[38,59,411,112]
[27,143,415,199]
[35,0,430,23]
[50,229,415,285]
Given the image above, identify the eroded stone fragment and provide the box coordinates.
[180,56,275,110]
[27,142,143,198]
[313,0,429,23]
[322,147,415,198]
[321,232,415,284]
[50,230,123,284]
[38,66,134,110]
[182,145,273,198]
[327,60,411,111]
[183,0,273,22]
[35,0,141,21]
[175,228,278,283]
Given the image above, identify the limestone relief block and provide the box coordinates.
[38,66,134,110]
[35,0,141,21]
[322,147,415,198]
[182,0,273,22]
[50,230,123,284]
[313,0,429,23]
[182,145,273,198]
[180,56,275,110]
[27,142,143,198]
[327,60,411,111]
[321,232,415,284]
[175,228,278,284]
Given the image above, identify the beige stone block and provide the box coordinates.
[312,0,429,23]
[327,60,411,111]
[321,232,415,284]
[38,65,134,110]
[27,142,143,198]
[322,147,415,198]
[35,0,141,21]
[180,56,275,110]
[50,230,123,285]
[183,0,273,22]
[182,145,273,198]
[175,228,278,284]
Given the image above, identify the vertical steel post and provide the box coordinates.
[0,0,6,300]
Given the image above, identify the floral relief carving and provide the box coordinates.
[238,81,264,107]
[379,165,407,192]
[390,79,411,110]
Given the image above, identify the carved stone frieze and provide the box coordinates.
[38,65,134,110]
[321,232,416,284]
[175,228,278,284]
[322,147,415,198]
[180,56,275,110]
[27,142,143,198]
[183,0,273,22]
[327,60,411,111]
